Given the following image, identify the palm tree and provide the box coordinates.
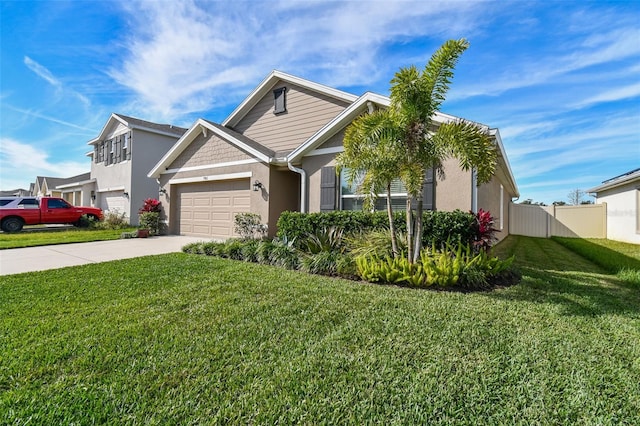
[336,109,404,255]
[339,38,498,263]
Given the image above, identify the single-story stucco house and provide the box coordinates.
[149,70,519,241]
[588,168,640,244]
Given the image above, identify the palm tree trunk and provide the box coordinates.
[386,183,399,257]
[406,197,413,263]
[412,185,424,263]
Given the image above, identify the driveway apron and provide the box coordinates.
[0,236,207,276]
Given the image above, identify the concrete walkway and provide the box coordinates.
[0,235,207,276]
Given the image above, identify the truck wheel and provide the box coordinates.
[2,217,24,232]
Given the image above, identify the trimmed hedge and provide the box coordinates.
[276,210,476,248]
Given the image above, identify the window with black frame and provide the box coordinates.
[339,169,408,212]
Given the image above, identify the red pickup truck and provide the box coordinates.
[0,197,103,232]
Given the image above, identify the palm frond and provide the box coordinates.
[432,120,497,184]
[421,38,469,116]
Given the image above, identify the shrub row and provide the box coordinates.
[183,236,516,291]
[276,210,477,248]
[182,236,358,279]
[356,244,514,289]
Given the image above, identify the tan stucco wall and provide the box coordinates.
[435,157,473,212]
[477,177,508,241]
[268,168,300,235]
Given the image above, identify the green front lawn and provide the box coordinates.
[552,237,640,273]
[1,236,638,424]
[0,228,137,249]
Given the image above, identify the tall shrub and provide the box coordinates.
[138,198,162,235]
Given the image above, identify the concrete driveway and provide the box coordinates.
[0,235,207,276]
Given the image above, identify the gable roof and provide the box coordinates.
[54,172,94,190]
[148,70,519,198]
[222,70,359,128]
[286,92,390,162]
[285,91,519,198]
[87,113,187,145]
[148,118,275,178]
[587,168,640,193]
[36,176,65,190]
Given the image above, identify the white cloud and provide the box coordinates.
[23,56,91,108]
[449,25,640,101]
[0,138,89,190]
[572,82,640,109]
[24,56,61,88]
[5,105,97,133]
[110,0,486,120]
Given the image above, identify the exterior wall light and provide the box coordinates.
[253,180,263,192]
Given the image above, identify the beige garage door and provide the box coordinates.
[177,179,251,239]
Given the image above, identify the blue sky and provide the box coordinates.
[1,0,638,205]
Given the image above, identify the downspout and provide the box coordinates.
[287,161,307,213]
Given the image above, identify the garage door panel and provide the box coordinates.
[193,197,212,207]
[210,212,230,221]
[177,180,251,239]
[193,211,211,220]
[211,223,231,233]
[234,196,250,206]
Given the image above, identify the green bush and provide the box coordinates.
[234,213,268,240]
[181,242,203,254]
[356,243,514,289]
[139,212,161,235]
[202,241,225,256]
[268,239,300,270]
[346,229,408,258]
[277,210,477,248]
[256,240,276,265]
[277,211,395,245]
[220,239,244,260]
[300,227,346,254]
[240,239,260,262]
[92,211,130,230]
[300,252,356,278]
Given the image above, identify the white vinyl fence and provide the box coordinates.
[509,203,607,238]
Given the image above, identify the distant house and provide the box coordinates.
[55,172,94,206]
[82,113,187,225]
[33,176,67,198]
[0,188,31,197]
[588,168,640,244]
[149,70,519,241]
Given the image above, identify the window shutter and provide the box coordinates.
[273,87,286,114]
[114,136,121,163]
[126,132,132,160]
[424,168,435,210]
[320,166,337,212]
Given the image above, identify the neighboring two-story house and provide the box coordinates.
[149,70,519,240]
[84,114,187,225]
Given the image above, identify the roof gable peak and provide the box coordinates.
[222,70,359,128]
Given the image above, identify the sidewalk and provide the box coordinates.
[0,235,207,276]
